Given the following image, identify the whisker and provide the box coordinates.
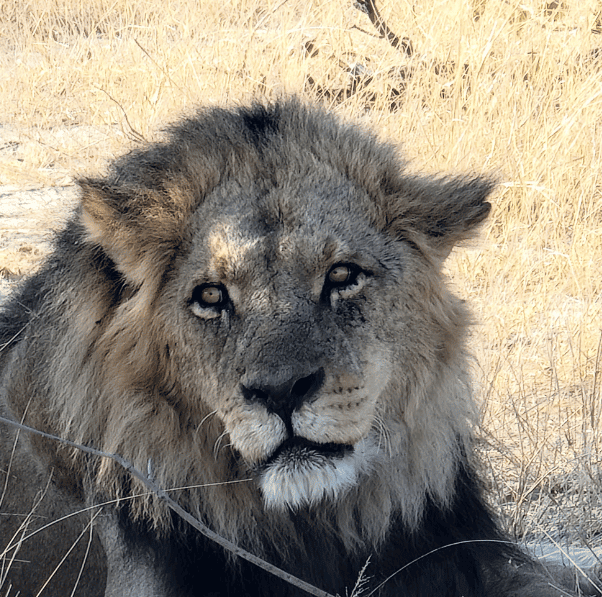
[213,430,229,457]
[198,409,218,429]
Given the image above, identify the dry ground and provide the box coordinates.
[1,0,602,573]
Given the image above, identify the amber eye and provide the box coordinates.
[329,265,352,285]
[191,284,228,310]
[322,263,364,303]
[201,286,222,304]
[328,264,363,287]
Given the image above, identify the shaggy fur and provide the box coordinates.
[0,98,599,596]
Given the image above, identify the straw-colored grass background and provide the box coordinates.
[1,0,601,552]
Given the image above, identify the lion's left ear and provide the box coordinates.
[383,175,494,260]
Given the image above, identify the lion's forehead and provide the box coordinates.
[188,183,386,289]
[207,221,326,267]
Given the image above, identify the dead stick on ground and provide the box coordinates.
[354,0,413,57]
[0,415,335,597]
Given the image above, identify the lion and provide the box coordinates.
[0,98,599,597]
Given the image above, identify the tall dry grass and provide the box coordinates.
[1,0,601,548]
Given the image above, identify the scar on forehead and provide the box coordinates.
[207,226,266,278]
[207,219,348,281]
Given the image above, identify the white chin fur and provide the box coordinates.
[259,439,374,510]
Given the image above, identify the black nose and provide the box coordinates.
[241,368,325,425]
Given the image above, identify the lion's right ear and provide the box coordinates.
[78,178,193,288]
[383,175,494,261]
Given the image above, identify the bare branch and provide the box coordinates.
[0,415,336,597]
[354,0,413,57]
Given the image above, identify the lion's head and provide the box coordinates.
[15,100,491,551]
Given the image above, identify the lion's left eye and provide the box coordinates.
[323,263,367,304]
[327,264,360,287]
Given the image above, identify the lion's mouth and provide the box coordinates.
[260,436,354,469]
[255,437,359,509]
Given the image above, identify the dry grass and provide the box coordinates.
[1,0,601,550]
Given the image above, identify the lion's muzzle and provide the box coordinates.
[257,436,371,510]
[235,367,376,509]
[240,368,325,431]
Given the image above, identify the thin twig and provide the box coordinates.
[365,539,518,597]
[35,510,102,597]
[354,0,413,57]
[95,87,145,143]
[0,415,335,597]
[1,480,252,555]
[133,38,185,95]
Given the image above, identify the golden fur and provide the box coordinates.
[1,98,599,596]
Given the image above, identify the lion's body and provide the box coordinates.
[0,99,597,596]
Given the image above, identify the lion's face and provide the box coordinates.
[158,173,402,509]
[76,100,491,524]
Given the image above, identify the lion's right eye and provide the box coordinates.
[190,284,229,316]
[200,286,223,305]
